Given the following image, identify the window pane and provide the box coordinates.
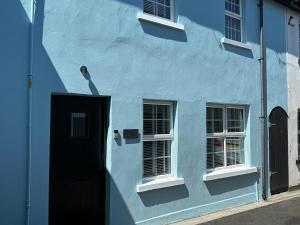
[143,0,171,19]
[71,113,87,138]
[157,104,170,119]
[207,138,224,169]
[144,0,155,15]
[143,140,171,177]
[144,104,154,119]
[227,108,244,132]
[225,15,241,42]
[226,137,245,166]
[144,103,171,135]
[225,0,240,15]
[207,107,223,133]
[144,119,156,135]
[157,104,171,134]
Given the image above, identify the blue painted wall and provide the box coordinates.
[0,0,288,225]
[0,1,31,225]
[265,0,288,114]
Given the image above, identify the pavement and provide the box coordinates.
[169,189,300,225]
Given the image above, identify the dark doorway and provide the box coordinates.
[269,107,289,195]
[49,95,107,225]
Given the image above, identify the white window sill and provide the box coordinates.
[221,37,252,50]
[137,177,184,193]
[203,166,258,181]
[137,12,185,31]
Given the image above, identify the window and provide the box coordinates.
[70,112,88,138]
[206,105,246,170]
[298,109,300,159]
[143,0,172,20]
[143,101,173,178]
[225,0,242,42]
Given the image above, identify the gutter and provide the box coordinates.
[26,1,36,225]
[258,0,268,201]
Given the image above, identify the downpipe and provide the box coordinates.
[258,0,268,201]
[26,1,36,225]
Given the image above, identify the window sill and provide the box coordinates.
[137,177,184,193]
[203,166,258,181]
[221,37,252,50]
[137,12,185,31]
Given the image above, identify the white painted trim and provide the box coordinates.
[137,12,184,31]
[203,166,257,181]
[137,177,184,192]
[221,37,252,50]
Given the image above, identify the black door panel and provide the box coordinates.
[269,107,288,195]
[49,95,107,225]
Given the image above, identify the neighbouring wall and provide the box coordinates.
[286,9,300,187]
[0,1,31,225]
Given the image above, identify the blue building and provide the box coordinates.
[0,0,294,225]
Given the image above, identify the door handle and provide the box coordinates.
[269,122,277,127]
[270,171,278,176]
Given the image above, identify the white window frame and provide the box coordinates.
[143,100,174,181]
[143,0,174,21]
[225,0,243,42]
[206,104,246,172]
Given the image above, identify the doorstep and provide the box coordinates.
[167,189,300,225]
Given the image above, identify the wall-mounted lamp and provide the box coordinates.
[288,16,295,26]
[80,65,88,75]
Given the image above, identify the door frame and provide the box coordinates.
[48,93,110,225]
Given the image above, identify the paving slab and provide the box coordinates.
[169,190,300,225]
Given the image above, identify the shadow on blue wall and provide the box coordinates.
[109,174,136,224]
[0,1,30,224]
[82,70,100,95]
[223,45,254,58]
[140,21,187,42]
[205,174,258,195]
[138,185,189,207]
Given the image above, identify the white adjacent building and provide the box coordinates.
[286,7,300,187]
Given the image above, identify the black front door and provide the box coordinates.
[49,95,107,225]
[269,107,288,195]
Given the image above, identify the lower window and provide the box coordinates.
[206,105,246,170]
[143,101,173,178]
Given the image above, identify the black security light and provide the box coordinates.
[80,65,88,75]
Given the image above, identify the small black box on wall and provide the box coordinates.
[123,129,139,139]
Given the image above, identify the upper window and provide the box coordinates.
[143,0,172,20]
[143,101,173,178]
[206,105,246,170]
[225,0,242,42]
